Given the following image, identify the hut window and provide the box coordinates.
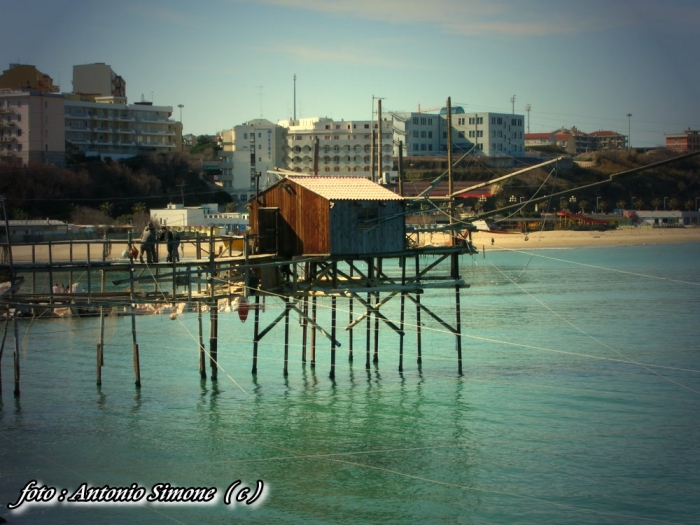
[357,207,379,229]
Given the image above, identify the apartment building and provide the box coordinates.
[0,63,179,166]
[217,119,287,202]
[665,129,700,152]
[0,88,65,167]
[277,117,394,178]
[393,107,525,157]
[526,127,627,154]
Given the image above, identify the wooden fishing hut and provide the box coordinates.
[246,176,472,379]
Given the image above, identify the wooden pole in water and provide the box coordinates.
[48,241,54,303]
[453,253,463,375]
[96,306,105,385]
[415,255,422,366]
[252,294,260,374]
[128,255,141,388]
[69,239,73,289]
[373,258,380,364]
[310,295,317,367]
[31,245,36,294]
[330,295,336,380]
[283,298,290,376]
[399,256,406,372]
[86,243,92,303]
[348,265,354,362]
[365,258,372,370]
[209,302,218,381]
[301,293,308,364]
[13,313,20,396]
[198,302,206,379]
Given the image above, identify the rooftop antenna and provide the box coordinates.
[257,85,264,118]
[293,74,297,121]
[511,94,516,114]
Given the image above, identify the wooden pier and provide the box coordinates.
[0,232,474,396]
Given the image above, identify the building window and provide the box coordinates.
[357,206,379,229]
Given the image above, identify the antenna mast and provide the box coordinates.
[293,74,297,121]
[526,103,531,134]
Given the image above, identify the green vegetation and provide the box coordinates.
[405,149,700,214]
[0,153,232,224]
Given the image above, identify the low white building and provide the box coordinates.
[150,203,248,233]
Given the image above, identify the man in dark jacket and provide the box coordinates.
[139,222,157,263]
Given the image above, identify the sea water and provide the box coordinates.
[1,242,699,524]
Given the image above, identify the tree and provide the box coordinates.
[668,198,679,210]
[132,202,147,215]
[685,200,695,211]
[99,202,114,218]
[578,200,588,214]
[651,198,662,211]
[616,199,627,210]
[598,200,608,214]
[635,199,645,210]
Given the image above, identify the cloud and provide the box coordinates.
[126,4,197,27]
[252,0,699,36]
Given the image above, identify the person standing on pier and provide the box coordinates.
[139,222,157,264]
[161,226,176,262]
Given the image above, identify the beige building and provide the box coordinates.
[0,88,66,167]
[0,62,179,165]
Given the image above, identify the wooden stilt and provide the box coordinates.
[252,294,260,374]
[131,311,141,388]
[96,306,104,386]
[13,314,20,397]
[365,258,372,370]
[48,242,54,304]
[348,265,354,362]
[128,255,141,388]
[399,256,406,373]
[330,295,336,380]
[198,302,206,379]
[301,295,308,363]
[283,298,290,376]
[310,295,317,367]
[209,303,218,381]
[415,255,422,367]
[373,258,381,364]
[453,253,463,375]
[31,245,36,294]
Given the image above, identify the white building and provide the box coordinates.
[217,119,286,202]
[277,117,395,178]
[150,203,248,233]
[64,95,178,160]
[394,107,525,157]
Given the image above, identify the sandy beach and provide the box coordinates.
[468,226,700,251]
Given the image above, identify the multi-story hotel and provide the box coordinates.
[0,63,179,167]
[217,119,287,203]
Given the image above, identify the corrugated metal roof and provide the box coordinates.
[287,176,404,201]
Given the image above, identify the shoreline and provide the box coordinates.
[422,226,700,251]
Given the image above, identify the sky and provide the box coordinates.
[2,0,699,147]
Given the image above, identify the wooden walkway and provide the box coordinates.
[1,234,475,396]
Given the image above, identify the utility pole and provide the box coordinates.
[447,97,454,243]
[526,103,531,134]
[377,98,383,183]
[627,113,632,151]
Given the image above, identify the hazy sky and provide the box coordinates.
[3,0,698,146]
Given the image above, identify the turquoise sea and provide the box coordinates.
[1,241,699,524]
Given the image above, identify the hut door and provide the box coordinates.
[257,207,279,254]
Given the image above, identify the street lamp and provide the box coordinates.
[696,197,699,211]
[509,195,516,203]
[631,196,636,209]
[596,196,601,213]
